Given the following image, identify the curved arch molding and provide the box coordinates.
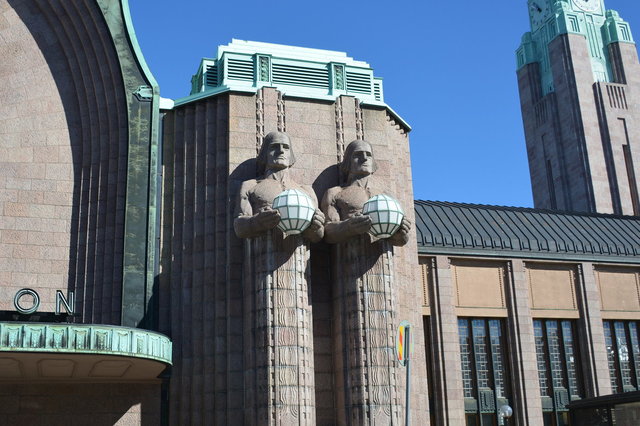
[0,322,171,382]
[3,0,160,328]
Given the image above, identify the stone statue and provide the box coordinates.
[321,139,412,424]
[235,131,324,241]
[234,131,323,425]
[323,139,410,245]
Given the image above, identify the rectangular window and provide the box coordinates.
[533,320,583,426]
[604,320,640,393]
[459,318,511,426]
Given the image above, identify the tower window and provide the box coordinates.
[459,318,511,426]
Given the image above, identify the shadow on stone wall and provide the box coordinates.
[8,0,128,325]
[0,383,162,425]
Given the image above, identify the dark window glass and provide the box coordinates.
[458,318,511,426]
[604,320,640,393]
[533,319,583,426]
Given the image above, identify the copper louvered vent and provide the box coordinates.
[226,58,254,81]
[346,71,372,95]
[272,63,329,89]
[205,64,219,87]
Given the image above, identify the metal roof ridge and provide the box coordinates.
[414,199,640,221]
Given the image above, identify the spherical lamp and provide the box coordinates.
[362,194,405,238]
[272,189,315,235]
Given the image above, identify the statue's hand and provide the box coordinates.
[308,209,325,233]
[388,216,412,246]
[255,209,280,230]
[345,214,372,235]
[397,217,412,236]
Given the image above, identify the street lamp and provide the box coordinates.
[362,194,405,238]
[272,189,315,235]
[499,404,513,424]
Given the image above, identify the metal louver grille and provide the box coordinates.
[227,58,254,81]
[373,81,382,101]
[346,72,372,94]
[205,64,219,87]
[272,64,329,89]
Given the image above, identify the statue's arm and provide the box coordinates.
[322,187,371,244]
[301,185,324,243]
[233,180,280,238]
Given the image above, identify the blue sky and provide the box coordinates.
[129,0,640,208]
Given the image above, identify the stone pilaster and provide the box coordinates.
[506,260,544,426]
[576,263,612,397]
[429,256,465,426]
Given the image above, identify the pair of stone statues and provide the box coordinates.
[235,131,411,243]
[234,131,411,425]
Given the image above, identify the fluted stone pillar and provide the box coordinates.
[244,231,316,425]
[333,236,401,425]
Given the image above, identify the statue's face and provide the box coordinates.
[266,134,291,170]
[349,144,374,176]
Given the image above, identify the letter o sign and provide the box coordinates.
[14,288,40,315]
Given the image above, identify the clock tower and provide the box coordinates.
[517,0,640,215]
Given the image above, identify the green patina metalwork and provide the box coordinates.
[97,0,160,329]
[182,39,384,106]
[517,0,634,96]
[0,323,172,365]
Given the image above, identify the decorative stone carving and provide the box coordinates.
[322,139,411,425]
[234,131,323,425]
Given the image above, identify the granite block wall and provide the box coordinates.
[0,383,161,426]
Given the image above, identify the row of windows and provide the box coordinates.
[454,318,640,426]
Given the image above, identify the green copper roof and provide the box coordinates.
[177,39,385,107]
[517,1,634,96]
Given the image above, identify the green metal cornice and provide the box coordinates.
[603,10,635,45]
[97,0,161,329]
[517,1,637,93]
[0,323,172,365]
[186,40,385,105]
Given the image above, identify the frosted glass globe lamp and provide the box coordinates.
[362,194,404,238]
[272,189,315,235]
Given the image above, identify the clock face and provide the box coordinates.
[572,0,601,13]
[529,0,550,30]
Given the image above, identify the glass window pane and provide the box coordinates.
[546,320,567,391]
[614,321,634,390]
[472,320,491,389]
[604,321,620,393]
[561,321,580,397]
[458,318,511,420]
[459,319,475,399]
[535,320,551,397]
[489,320,506,399]
[629,322,640,389]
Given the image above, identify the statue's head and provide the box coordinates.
[257,131,296,175]
[340,140,377,182]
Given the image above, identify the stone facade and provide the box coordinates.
[159,88,428,424]
[419,253,640,425]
